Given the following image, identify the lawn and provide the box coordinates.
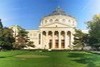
[0,50,100,67]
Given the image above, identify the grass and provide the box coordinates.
[0,50,100,67]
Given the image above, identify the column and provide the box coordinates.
[52,31,55,49]
[65,31,68,49]
[46,31,48,49]
[59,31,61,49]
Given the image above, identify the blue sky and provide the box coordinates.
[0,0,100,30]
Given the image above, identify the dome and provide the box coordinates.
[49,7,67,16]
[40,7,77,27]
[47,7,73,18]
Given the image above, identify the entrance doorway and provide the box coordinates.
[49,40,52,49]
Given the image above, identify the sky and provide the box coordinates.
[0,0,100,30]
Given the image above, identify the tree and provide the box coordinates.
[0,19,3,38]
[1,27,15,50]
[15,26,29,49]
[0,19,3,28]
[28,41,35,48]
[0,19,15,50]
[87,14,100,50]
[73,29,88,50]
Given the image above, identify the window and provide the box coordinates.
[50,19,53,22]
[45,20,47,23]
[69,20,70,22]
[56,25,57,27]
[62,19,65,22]
[55,19,59,21]
[39,34,41,44]
[30,34,32,36]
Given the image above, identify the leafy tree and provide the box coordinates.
[0,19,3,37]
[15,26,29,49]
[1,27,15,50]
[87,14,100,50]
[73,29,88,50]
[0,19,3,28]
[28,41,35,48]
[0,19,15,50]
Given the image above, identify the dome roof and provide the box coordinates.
[45,7,74,18]
[49,7,67,16]
[46,7,74,18]
[40,7,77,28]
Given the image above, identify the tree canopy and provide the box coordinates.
[14,26,29,49]
[0,19,3,28]
[87,14,100,50]
[0,19,15,50]
[73,29,88,50]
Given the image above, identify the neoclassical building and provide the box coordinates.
[10,7,77,50]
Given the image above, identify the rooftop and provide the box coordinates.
[46,7,74,18]
[49,7,67,16]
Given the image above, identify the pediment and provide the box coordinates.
[42,22,70,28]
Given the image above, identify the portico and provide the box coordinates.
[40,30,72,49]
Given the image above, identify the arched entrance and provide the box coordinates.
[61,31,65,48]
[54,31,59,48]
[48,31,52,49]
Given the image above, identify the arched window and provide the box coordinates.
[48,31,52,36]
[61,31,65,37]
[54,31,59,36]
[62,19,66,22]
[45,20,47,23]
[42,31,46,36]
[39,34,41,44]
[68,20,71,22]
[50,19,53,22]
[56,25,58,27]
[55,19,59,21]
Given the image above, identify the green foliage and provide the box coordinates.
[0,51,100,67]
[0,28,15,50]
[0,19,3,28]
[0,19,15,50]
[28,41,35,47]
[15,26,29,49]
[87,14,100,50]
[73,29,88,50]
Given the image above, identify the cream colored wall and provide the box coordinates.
[40,15,77,28]
[27,30,40,49]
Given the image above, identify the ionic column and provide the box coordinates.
[46,31,48,49]
[65,31,68,49]
[40,31,43,49]
[59,31,61,49]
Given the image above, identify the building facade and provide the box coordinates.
[10,7,77,50]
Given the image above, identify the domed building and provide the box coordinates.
[10,7,77,50]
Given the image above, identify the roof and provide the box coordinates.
[46,7,74,18]
[49,7,67,16]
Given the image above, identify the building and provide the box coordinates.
[10,7,77,50]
